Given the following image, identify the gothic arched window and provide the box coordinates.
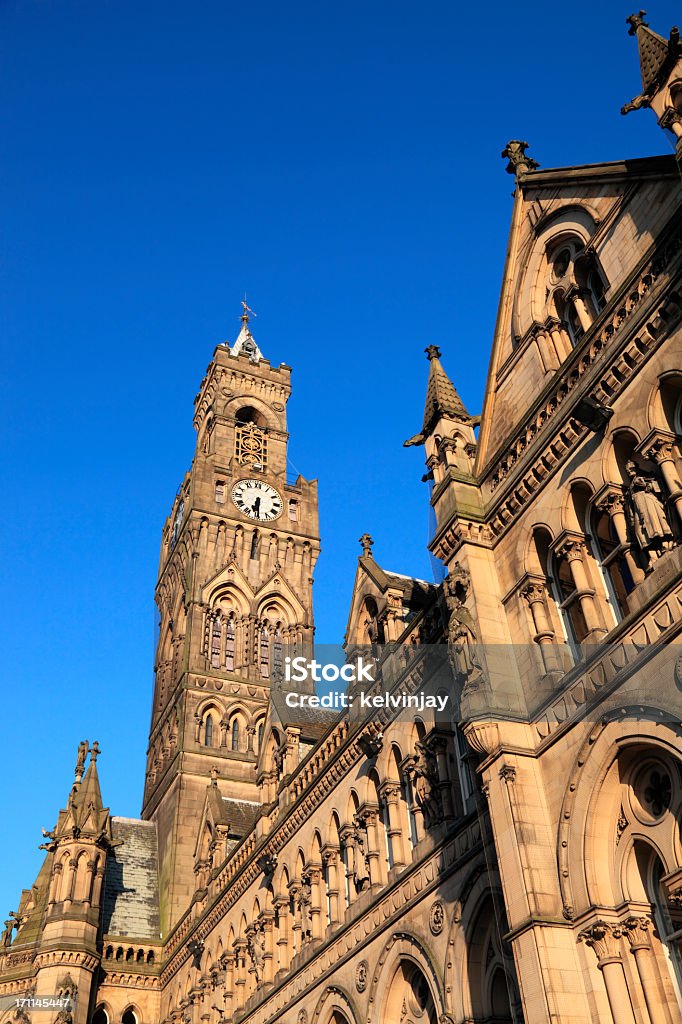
[211,618,222,668]
[273,624,283,676]
[259,625,269,677]
[547,238,609,349]
[225,616,235,671]
[231,718,240,751]
[591,504,633,617]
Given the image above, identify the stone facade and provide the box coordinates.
[2,15,682,1024]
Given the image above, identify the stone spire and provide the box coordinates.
[404,346,475,448]
[622,12,682,113]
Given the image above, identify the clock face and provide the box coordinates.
[231,478,283,522]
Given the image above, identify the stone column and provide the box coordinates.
[304,868,322,941]
[546,316,573,360]
[272,896,289,973]
[623,916,676,1024]
[555,536,607,639]
[380,783,406,868]
[580,922,637,1024]
[595,490,646,585]
[641,433,682,529]
[288,883,301,954]
[233,940,247,1010]
[571,289,593,333]
[221,954,235,1019]
[533,326,560,373]
[260,910,275,985]
[322,849,340,926]
[520,579,563,673]
[358,808,382,886]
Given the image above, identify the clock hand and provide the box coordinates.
[252,496,261,515]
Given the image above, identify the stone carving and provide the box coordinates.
[429,900,445,935]
[443,565,483,692]
[298,876,313,941]
[187,938,204,970]
[626,461,674,564]
[349,823,370,891]
[297,1012,308,1024]
[578,921,624,963]
[357,731,383,759]
[355,958,369,992]
[74,741,89,782]
[502,140,539,177]
[404,743,443,830]
[246,926,265,983]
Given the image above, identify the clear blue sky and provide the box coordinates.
[1,0,677,919]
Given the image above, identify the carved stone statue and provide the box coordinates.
[74,741,89,781]
[246,926,265,983]
[298,877,312,941]
[405,743,443,830]
[350,824,370,891]
[626,461,674,564]
[501,140,539,177]
[443,565,483,691]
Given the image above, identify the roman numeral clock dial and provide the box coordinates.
[231,478,283,522]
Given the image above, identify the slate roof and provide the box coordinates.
[102,818,160,939]
[218,798,261,836]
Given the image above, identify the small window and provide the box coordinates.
[204,716,214,747]
[288,499,298,521]
[250,532,260,559]
[92,1009,109,1024]
[231,718,240,751]
[215,481,225,503]
[122,1012,137,1024]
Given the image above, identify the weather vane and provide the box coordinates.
[241,296,257,325]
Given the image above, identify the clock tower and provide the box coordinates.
[142,306,320,935]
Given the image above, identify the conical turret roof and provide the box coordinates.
[404,346,473,447]
[622,13,682,111]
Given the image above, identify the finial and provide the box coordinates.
[74,740,89,783]
[210,767,219,785]
[359,534,374,557]
[502,140,539,178]
[626,10,648,34]
[90,741,101,763]
[241,296,256,325]
[425,345,441,361]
